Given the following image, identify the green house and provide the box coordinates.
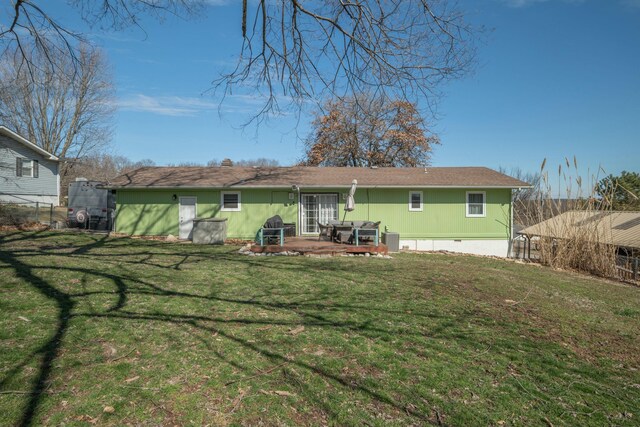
[107,166,529,257]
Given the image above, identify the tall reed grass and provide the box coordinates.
[515,157,618,278]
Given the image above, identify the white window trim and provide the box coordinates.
[466,191,486,218]
[408,191,423,212]
[22,158,34,177]
[221,191,241,212]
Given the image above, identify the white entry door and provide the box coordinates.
[301,194,338,234]
[179,197,197,239]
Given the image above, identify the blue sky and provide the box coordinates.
[48,0,639,182]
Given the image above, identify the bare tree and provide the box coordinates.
[166,161,204,167]
[235,158,280,167]
[61,154,155,200]
[498,166,545,227]
[498,167,541,202]
[302,95,439,167]
[64,154,154,183]
[1,1,476,121]
[0,44,115,160]
[205,158,280,167]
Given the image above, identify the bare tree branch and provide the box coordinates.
[214,0,477,124]
[1,1,477,124]
[0,1,199,76]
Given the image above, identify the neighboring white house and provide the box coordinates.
[0,126,60,206]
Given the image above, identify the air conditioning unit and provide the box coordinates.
[382,232,400,252]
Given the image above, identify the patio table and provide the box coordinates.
[332,224,354,243]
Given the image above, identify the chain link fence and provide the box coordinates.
[0,201,55,226]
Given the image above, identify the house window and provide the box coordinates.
[221,191,241,211]
[466,191,486,217]
[16,158,38,178]
[409,191,423,211]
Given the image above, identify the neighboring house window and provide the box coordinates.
[221,191,241,211]
[16,158,38,178]
[409,191,423,211]
[466,191,486,217]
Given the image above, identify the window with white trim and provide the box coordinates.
[221,191,241,211]
[466,191,486,217]
[16,158,38,178]
[409,191,423,211]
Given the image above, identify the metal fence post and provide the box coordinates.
[35,202,39,222]
[49,203,53,225]
[634,257,639,281]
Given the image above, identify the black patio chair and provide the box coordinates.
[259,215,286,246]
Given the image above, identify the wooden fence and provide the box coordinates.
[616,255,640,283]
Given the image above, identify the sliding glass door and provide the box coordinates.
[301,194,338,234]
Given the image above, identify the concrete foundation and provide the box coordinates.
[399,239,509,257]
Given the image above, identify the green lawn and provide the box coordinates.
[1,231,639,426]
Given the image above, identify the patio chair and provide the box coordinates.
[317,221,332,241]
[351,221,381,246]
[259,215,286,246]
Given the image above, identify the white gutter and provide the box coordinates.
[106,184,531,190]
[0,126,60,161]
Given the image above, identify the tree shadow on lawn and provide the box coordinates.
[1,234,447,425]
[0,232,636,426]
[0,239,75,427]
[5,234,443,321]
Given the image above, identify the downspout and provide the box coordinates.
[113,190,118,233]
[56,166,61,207]
[507,188,515,258]
[293,185,301,236]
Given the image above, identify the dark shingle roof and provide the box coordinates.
[108,166,530,189]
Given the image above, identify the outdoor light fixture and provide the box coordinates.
[172,194,177,201]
